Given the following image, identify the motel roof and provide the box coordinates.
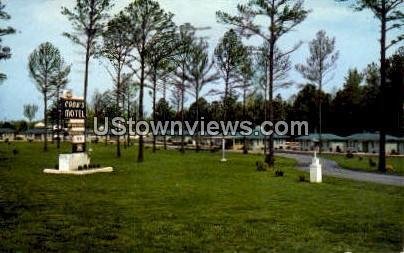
[232,130,290,140]
[346,133,400,142]
[0,128,16,134]
[296,133,346,142]
[24,129,49,135]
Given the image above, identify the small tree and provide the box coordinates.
[23,104,38,128]
[296,30,339,153]
[186,37,219,151]
[236,50,254,154]
[145,19,178,153]
[50,61,71,149]
[101,12,134,158]
[123,0,176,162]
[171,23,197,153]
[62,0,112,145]
[214,29,245,121]
[0,0,15,82]
[121,74,138,148]
[28,42,70,152]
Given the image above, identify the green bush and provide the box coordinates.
[386,164,394,173]
[256,161,267,172]
[368,158,377,167]
[275,170,284,177]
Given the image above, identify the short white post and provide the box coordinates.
[310,151,322,183]
[221,138,227,162]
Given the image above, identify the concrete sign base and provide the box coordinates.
[59,153,90,171]
[44,167,113,175]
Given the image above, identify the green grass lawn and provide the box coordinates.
[321,154,404,176]
[0,142,403,252]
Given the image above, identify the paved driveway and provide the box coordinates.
[278,153,404,187]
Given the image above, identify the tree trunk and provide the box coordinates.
[378,4,387,172]
[265,38,275,166]
[123,88,127,150]
[263,67,268,155]
[116,66,121,158]
[243,88,248,154]
[180,66,185,154]
[195,87,200,152]
[318,81,323,154]
[224,74,229,122]
[138,53,145,162]
[127,88,131,147]
[56,87,61,150]
[44,92,48,152]
[163,83,167,150]
[152,70,157,153]
[83,40,90,152]
[265,3,276,166]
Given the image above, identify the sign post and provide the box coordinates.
[60,91,86,153]
[52,90,90,171]
[43,90,113,174]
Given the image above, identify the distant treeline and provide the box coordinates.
[80,50,403,137]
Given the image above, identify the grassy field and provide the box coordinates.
[321,154,404,176]
[0,142,403,252]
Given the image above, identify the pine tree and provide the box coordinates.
[217,0,309,165]
[62,0,112,147]
[28,42,70,152]
[296,30,339,153]
[0,0,15,82]
[337,0,403,172]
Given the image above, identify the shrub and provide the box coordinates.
[275,170,284,177]
[83,164,88,170]
[368,158,377,167]
[78,165,83,171]
[256,161,267,172]
[386,164,394,173]
[12,148,18,155]
[96,164,101,168]
[358,156,363,161]
[346,152,354,159]
[54,164,59,170]
[298,175,306,182]
[28,139,33,143]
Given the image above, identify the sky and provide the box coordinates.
[0,0,399,121]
